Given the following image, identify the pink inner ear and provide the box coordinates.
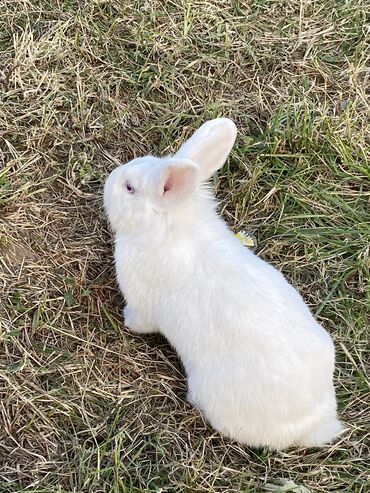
[162,165,193,196]
[159,161,199,200]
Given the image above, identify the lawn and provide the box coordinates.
[0,0,369,492]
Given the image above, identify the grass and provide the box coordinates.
[0,0,369,491]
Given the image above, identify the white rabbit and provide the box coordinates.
[104,118,342,450]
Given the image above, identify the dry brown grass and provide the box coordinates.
[1,1,369,492]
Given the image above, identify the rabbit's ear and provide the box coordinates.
[157,159,199,205]
[175,118,237,181]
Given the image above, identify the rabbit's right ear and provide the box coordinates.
[175,118,237,181]
[155,159,199,207]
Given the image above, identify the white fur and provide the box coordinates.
[104,118,342,450]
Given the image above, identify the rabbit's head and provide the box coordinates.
[104,118,237,234]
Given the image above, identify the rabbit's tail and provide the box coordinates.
[297,418,343,447]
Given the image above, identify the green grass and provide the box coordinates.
[0,0,369,492]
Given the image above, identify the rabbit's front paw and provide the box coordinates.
[123,306,158,334]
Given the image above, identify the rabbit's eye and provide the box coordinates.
[125,181,135,194]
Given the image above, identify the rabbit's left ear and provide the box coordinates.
[156,159,199,205]
[175,118,237,181]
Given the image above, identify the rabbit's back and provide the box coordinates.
[116,232,334,371]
